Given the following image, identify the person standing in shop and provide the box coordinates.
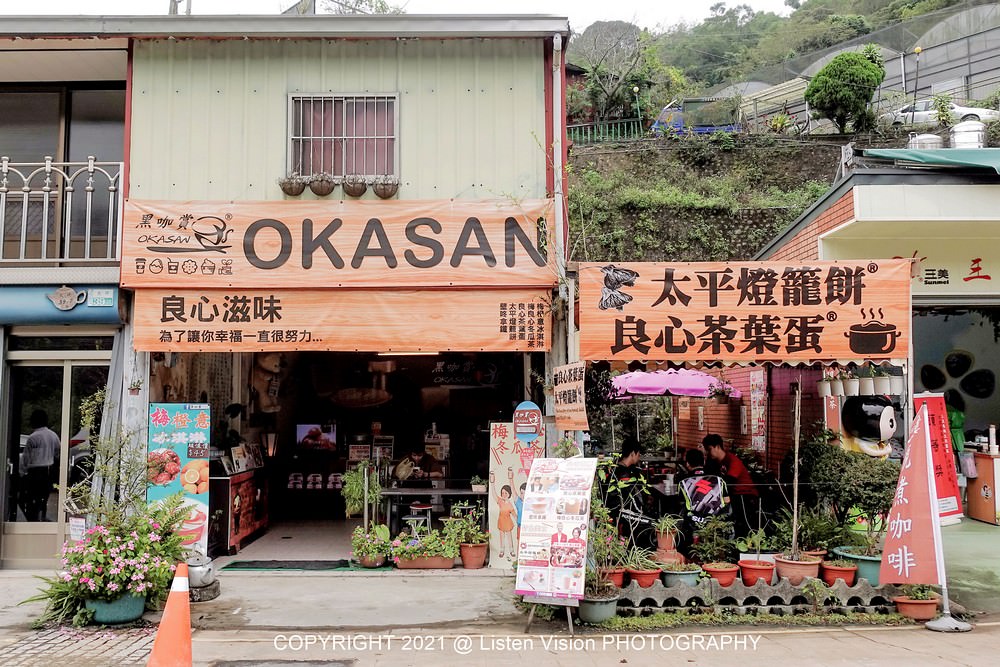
[702,433,758,537]
[23,410,60,522]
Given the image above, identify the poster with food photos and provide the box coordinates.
[147,403,211,556]
[514,457,598,600]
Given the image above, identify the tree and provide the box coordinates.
[570,21,644,122]
[804,49,885,133]
[320,0,403,14]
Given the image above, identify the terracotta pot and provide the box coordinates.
[460,543,488,569]
[626,567,661,588]
[802,548,827,559]
[773,555,821,585]
[395,556,455,569]
[358,554,386,568]
[655,548,684,566]
[738,559,776,586]
[893,596,939,621]
[713,395,730,404]
[702,563,739,587]
[656,531,677,552]
[600,567,626,588]
[821,562,857,587]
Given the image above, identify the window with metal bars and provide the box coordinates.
[289,94,397,179]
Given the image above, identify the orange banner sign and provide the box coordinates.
[122,199,556,289]
[879,404,941,585]
[579,260,912,362]
[132,289,551,352]
[913,394,964,524]
[553,362,589,432]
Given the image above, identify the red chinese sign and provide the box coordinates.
[913,393,964,524]
[879,404,941,585]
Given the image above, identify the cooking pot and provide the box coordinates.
[844,322,900,354]
[187,553,216,588]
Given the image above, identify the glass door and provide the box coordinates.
[2,361,109,568]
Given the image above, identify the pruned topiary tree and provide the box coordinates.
[804,47,885,133]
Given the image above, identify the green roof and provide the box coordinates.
[860,148,1000,174]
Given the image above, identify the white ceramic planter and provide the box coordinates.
[843,378,860,396]
[873,376,892,395]
[858,377,875,395]
[830,379,844,396]
[817,380,831,397]
[889,376,905,395]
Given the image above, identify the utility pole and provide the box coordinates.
[168,0,192,15]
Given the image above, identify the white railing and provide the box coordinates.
[0,156,123,264]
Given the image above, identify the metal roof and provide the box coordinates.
[0,15,570,40]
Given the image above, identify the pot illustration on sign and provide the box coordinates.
[845,308,900,354]
[47,286,87,311]
[598,264,639,311]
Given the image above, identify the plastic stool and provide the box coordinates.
[401,514,430,534]
[407,502,432,531]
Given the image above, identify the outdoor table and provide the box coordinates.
[381,488,488,534]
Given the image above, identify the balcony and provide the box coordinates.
[1,156,122,267]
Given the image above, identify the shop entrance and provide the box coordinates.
[1,334,111,568]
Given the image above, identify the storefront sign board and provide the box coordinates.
[553,362,589,432]
[578,260,911,362]
[513,401,543,443]
[147,403,211,556]
[913,393,964,524]
[132,288,551,352]
[514,457,598,600]
[121,199,556,289]
[487,422,544,570]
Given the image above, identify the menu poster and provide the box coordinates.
[488,422,545,570]
[147,403,211,556]
[514,457,598,599]
[348,444,371,462]
[750,369,767,453]
[553,362,589,431]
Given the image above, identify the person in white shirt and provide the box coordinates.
[23,410,59,521]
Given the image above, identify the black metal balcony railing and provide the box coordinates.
[0,156,123,265]
[567,118,645,145]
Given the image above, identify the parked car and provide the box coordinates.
[881,100,1000,125]
[650,98,741,135]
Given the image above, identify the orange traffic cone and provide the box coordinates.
[147,562,192,667]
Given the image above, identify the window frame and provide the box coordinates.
[286,92,400,180]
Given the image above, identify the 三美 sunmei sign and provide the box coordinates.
[578,260,911,363]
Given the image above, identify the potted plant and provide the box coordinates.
[578,569,620,624]
[308,172,337,196]
[389,527,458,569]
[652,514,682,553]
[691,516,738,586]
[624,546,661,588]
[278,172,309,196]
[774,506,842,559]
[579,495,622,623]
[821,558,858,586]
[888,370,906,396]
[372,174,399,199]
[127,378,143,396]
[841,371,860,397]
[829,372,845,397]
[773,551,821,585]
[342,174,367,197]
[341,461,381,518]
[735,528,777,586]
[660,562,702,587]
[351,523,390,568]
[470,475,487,493]
[707,380,735,404]
[442,504,490,569]
[893,584,940,620]
[872,366,892,395]
[816,375,832,398]
[857,366,876,395]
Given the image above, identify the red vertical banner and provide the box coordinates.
[879,404,941,585]
[913,393,964,524]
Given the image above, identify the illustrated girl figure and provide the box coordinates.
[495,482,517,558]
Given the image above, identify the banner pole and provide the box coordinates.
[922,407,972,633]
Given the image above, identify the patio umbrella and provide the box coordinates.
[612,369,742,399]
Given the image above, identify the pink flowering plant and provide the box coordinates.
[351,523,391,560]
[389,528,459,564]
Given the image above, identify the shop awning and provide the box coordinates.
[859,148,1000,174]
[612,368,743,399]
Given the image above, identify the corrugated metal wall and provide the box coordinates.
[129,38,547,201]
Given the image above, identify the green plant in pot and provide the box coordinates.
[442,503,490,569]
[821,558,858,587]
[653,514,682,553]
[691,517,738,586]
[894,584,940,620]
[707,380,735,404]
[389,527,458,569]
[624,546,661,588]
[659,561,703,588]
[735,528,777,586]
[351,523,390,568]
[469,475,487,493]
[341,461,381,518]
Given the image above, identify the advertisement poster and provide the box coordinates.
[553,362,589,431]
[913,393,964,524]
[488,422,544,569]
[750,369,767,453]
[514,457,599,599]
[147,403,211,556]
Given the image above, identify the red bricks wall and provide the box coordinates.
[673,366,753,456]
[768,190,855,262]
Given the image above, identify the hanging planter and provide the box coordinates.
[873,374,892,395]
[858,376,875,395]
[829,378,844,396]
[842,375,860,396]
[278,174,309,196]
[817,379,831,397]
[342,175,368,197]
[889,375,906,395]
[308,173,337,197]
[372,176,399,199]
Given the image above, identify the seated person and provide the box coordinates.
[393,445,444,487]
[674,447,706,485]
[702,433,758,537]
